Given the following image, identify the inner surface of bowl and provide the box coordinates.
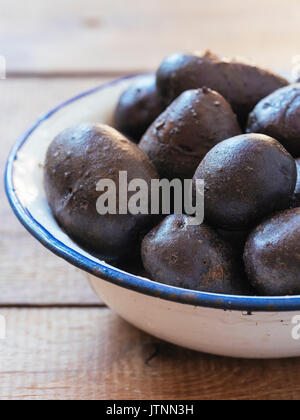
[6,74,300,312]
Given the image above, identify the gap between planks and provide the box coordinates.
[6,70,149,79]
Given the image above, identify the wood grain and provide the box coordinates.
[0,78,113,305]
[1,0,300,74]
[0,308,299,400]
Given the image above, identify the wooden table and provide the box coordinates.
[1,0,300,400]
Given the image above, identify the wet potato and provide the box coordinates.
[193,134,297,230]
[216,228,250,257]
[291,158,300,208]
[44,123,159,263]
[247,84,300,157]
[142,214,250,295]
[114,74,165,143]
[139,87,241,180]
[157,51,288,128]
[244,208,300,296]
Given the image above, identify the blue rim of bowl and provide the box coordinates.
[5,74,300,313]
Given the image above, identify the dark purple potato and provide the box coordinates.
[142,214,250,295]
[244,208,300,296]
[290,159,300,208]
[114,74,164,143]
[44,123,159,262]
[247,84,300,157]
[217,228,249,256]
[193,134,297,230]
[139,87,241,180]
[157,51,288,128]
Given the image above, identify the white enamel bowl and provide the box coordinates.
[5,75,300,359]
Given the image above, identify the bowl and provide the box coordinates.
[5,74,300,359]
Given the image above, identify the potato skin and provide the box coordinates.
[139,87,241,180]
[217,228,249,256]
[157,51,288,127]
[291,159,300,208]
[247,84,300,157]
[44,123,159,262]
[193,134,297,230]
[114,74,164,143]
[142,214,250,295]
[244,208,300,296]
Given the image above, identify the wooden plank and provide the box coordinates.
[0,0,299,74]
[0,307,300,400]
[0,78,113,305]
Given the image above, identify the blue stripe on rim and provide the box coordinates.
[4,74,300,312]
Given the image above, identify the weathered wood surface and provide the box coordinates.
[0,78,110,305]
[0,308,300,400]
[1,0,300,74]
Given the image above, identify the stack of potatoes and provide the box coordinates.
[45,51,300,297]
